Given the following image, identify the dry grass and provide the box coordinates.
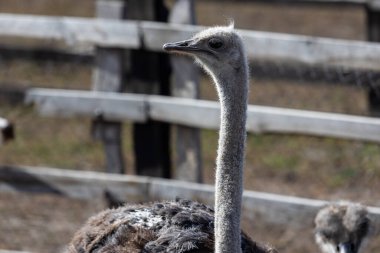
[0,1,380,253]
[196,1,366,40]
[0,0,94,17]
[0,191,104,253]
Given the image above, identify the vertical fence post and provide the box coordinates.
[91,0,126,173]
[169,0,202,183]
[366,3,380,116]
[125,0,171,178]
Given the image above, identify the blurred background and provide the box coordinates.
[0,0,379,252]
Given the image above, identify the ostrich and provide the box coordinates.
[314,202,371,253]
[66,25,277,253]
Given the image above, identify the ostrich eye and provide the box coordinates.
[208,38,224,49]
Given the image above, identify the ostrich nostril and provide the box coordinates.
[179,41,189,47]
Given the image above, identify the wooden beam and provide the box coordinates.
[25,88,147,122]
[92,0,127,174]
[149,94,380,143]
[247,105,380,141]
[0,13,139,49]
[142,21,380,71]
[27,88,380,143]
[0,250,31,253]
[169,0,202,183]
[2,14,380,70]
[0,165,149,203]
[148,95,220,129]
[1,165,380,228]
[203,0,368,4]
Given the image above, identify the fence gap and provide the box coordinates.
[91,0,127,174]
[125,0,172,178]
[169,0,202,183]
[366,5,380,116]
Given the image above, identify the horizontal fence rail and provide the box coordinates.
[2,14,380,70]
[205,0,380,9]
[26,89,147,122]
[215,0,368,3]
[0,14,139,49]
[0,165,379,229]
[0,250,31,253]
[143,21,380,71]
[26,88,380,143]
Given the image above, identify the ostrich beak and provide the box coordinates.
[338,242,354,253]
[163,39,199,54]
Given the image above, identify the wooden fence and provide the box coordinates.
[1,0,380,179]
[1,1,380,247]
[1,165,380,229]
[3,13,380,69]
[7,11,380,175]
[26,88,380,143]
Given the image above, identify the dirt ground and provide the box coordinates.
[1,1,380,253]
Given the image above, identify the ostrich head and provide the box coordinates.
[163,24,248,86]
[314,202,370,253]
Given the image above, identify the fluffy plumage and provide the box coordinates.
[314,202,371,253]
[67,199,275,253]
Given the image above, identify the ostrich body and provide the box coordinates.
[67,25,276,253]
[314,202,371,253]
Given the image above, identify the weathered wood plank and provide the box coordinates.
[92,0,127,174]
[148,95,220,129]
[235,0,380,10]
[0,14,139,49]
[27,89,380,143]
[0,250,31,253]
[1,165,380,228]
[246,105,380,141]
[25,88,147,122]
[91,48,126,173]
[149,94,380,142]
[142,21,380,71]
[0,166,150,203]
[169,0,202,183]
[2,14,380,70]
[208,0,368,4]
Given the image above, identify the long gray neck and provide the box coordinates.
[213,66,248,253]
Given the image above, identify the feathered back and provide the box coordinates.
[66,199,277,253]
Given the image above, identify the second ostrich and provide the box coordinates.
[314,202,371,253]
[66,25,276,253]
